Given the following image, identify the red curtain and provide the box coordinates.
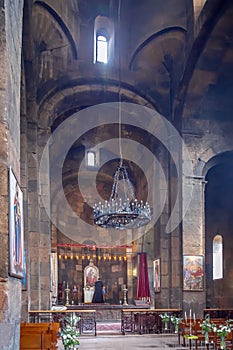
[136,252,151,302]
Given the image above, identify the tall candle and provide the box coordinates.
[185,311,187,323]
[190,309,192,318]
[67,282,68,289]
[193,313,196,323]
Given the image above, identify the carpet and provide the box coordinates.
[96,322,121,333]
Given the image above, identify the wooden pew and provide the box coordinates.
[20,330,44,350]
[20,322,60,350]
[178,320,198,349]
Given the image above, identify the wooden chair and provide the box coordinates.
[178,321,189,346]
[193,319,215,349]
[178,321,195,346]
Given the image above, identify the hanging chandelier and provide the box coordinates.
[93,0,151,229]
[93,158,151,229]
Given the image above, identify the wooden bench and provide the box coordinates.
[20,322,60,350]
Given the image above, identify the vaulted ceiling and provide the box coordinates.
[22,0,233,244]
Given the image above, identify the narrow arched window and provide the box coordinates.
[213,234,223,280]
[93,16,114,64]
[87,151,96,167]
[96,35,108,63]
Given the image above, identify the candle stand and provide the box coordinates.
[65,287,70,306]
[123,288,128,306]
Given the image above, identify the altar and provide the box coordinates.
[84,288,94,303]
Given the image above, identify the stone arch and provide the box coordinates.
[202,150,233,178]
[37,82,156,129]
[204,150,233,308]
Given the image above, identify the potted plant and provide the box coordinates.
[60,314,80,350]
[159,313,170,331]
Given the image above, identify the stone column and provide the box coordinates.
[182,174,206,317]
[28,125,52,311]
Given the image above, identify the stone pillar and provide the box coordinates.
[126,247,133,304]
[153,144,183,309]
[28,125,52,310]
[182,175,206,317]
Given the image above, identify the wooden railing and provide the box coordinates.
[121,308,182,335]
[204,308,233,319]
[29,309,96,336]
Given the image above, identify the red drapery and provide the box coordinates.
[136,252,151,302]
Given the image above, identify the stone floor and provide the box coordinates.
[57,334,210,350]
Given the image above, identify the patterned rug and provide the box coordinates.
[96,322,121,333]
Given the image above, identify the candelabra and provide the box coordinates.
[184,310,196,335]
[65,286,70,306]
[123,288,128,306]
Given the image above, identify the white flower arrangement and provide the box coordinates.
[170,316,183,333]
[212,323,231,338]
[159,313,170,323]
[60,314,80,350]
[170,316,183,326]
[200,314,212,333]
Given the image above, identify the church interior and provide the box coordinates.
[1,0,233,349]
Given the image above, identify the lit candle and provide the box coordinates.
[193,313,196,323]
[189,310,192,334]
[185,311,187,323]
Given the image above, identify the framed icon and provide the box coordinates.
[9,167,24,279]
[183,255,204,291]
[153,258,161,292]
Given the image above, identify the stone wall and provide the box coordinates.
[0,0,24,349]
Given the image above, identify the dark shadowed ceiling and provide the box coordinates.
[22,0,233,243]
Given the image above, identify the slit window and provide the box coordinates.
[87,151,96,167]
[96,35,108,63]
[213,234,223,280]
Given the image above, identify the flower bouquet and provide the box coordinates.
[200,314,212,343]
[170,316,183,333]
[212,322,232,349]
[60,314,80,350]
[159,313,170,330]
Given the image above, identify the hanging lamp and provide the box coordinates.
[93,0,151,229]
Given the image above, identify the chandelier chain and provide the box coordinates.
[93,0,151,229]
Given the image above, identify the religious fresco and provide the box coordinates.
[183,255,204,291]
[9,167,24,279]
